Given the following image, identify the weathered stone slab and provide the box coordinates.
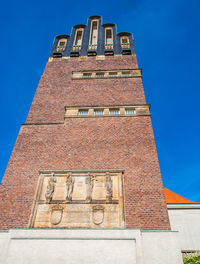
[29,170,125,228]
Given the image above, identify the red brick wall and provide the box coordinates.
[26,55,145,124]
[0,55,170,230]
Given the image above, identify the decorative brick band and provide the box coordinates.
[72,69,142,79]
[65,104,150,118]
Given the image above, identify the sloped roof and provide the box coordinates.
[164,188,197,204]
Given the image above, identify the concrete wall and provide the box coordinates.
[0,231,9,263]
[168,204,200,251]
[142,231,183,264]
[0,229,183,264]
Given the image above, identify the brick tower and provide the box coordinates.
[0,16,183,264]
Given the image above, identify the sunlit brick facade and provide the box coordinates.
[0,15,170,231]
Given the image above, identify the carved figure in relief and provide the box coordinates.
[45,172,56,203]
[85,173,94,203]
[66,173,75,203]
[105,173,112,202]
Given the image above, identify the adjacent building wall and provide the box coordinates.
[142,231,183,264]
[168,204,200,251]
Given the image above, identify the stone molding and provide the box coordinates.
[65,104,150,118]
[72,68,142,79]
[167,204,200,209]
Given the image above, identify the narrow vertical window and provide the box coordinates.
[90,20,98,45]
[88,20,98,53]
[105,29,112,44]
[73,29,83,51]
[105,28,113,53]
[75,30,83,46]
[104,28,114,56]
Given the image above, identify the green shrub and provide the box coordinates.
[183,252,200,264]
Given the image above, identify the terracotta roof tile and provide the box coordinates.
[164,188,197,204]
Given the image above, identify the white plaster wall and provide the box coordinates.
[6,239,136,264]
[141,231,183,264]
[0,232,9,263]
[1,229,141,264]
[168,208,200,251]
[0,229,183,264]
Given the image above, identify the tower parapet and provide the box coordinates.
[50,15,135,58]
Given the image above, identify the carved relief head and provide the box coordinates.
[49,172,56,183]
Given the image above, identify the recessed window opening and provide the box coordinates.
[83,73,92,78]
[109,72,117,78]
[122,71,131,77]
[94,109,104,116]
[78,109,89,116]
[120,36,130,51]
[57,39,67,51]
[74,30,83,46]
[105,29,113,44]
[59,41,66,46]
[121,36,129,44]
[125,108,135,115]
[96,72,105,78]
[109,109,120,115]
[90,20,98,45]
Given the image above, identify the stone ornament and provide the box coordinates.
[45,172,56,203]
[50,204,63,225]
[85,173,94,203]
[66,173,75,203]
[92,205,104,225]
[105,172,112,203]
[29,170,125,229]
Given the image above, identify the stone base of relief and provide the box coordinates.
[29,170,125,228]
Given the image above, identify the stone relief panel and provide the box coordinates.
[29,170,125,228]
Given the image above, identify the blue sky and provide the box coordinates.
[1,0,200,201]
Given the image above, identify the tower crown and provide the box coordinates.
[50,15,135,58]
